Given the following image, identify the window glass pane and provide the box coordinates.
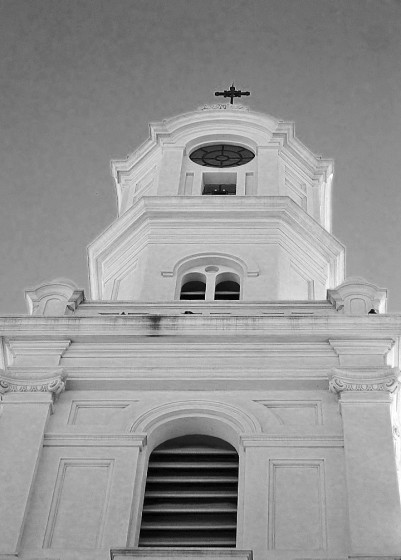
[203,184,236,196]
[190,144,254,168]
[214,281,240,300]
[180,280,206,300]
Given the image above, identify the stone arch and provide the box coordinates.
[159,110,279,148]
[129,399,262,453]
[174,252,247,277]
[169,251,258,278]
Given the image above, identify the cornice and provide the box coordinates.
[273,121,333,183]
[2,314,401,340]
[5,339,71,367]
[328,338,394,367]
[87,196,345,298]
[64,341,335,357]
[94,219,334,295]
[90,196,341,250]
[111,109,328,183]
[329,367,400,394]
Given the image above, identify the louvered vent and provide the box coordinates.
[139,435,239,547]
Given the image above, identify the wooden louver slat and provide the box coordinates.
[139,435,239,547]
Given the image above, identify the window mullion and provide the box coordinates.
[205,274,217,301]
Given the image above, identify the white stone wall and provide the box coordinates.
[2,310,401,559]
[19,388,348,560]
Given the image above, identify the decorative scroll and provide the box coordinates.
[0,372,66,397]
[199,104,249,111]
[329,368,400,394]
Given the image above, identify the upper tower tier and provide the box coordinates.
[88,106,345,302]
[111,107,333,228]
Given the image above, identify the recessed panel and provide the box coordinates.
[269,460,326,550]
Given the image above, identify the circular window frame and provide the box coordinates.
[189,144,255,168]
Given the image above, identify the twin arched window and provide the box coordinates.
[180,269,240,301]
[139,435,239,547]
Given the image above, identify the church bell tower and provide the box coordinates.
[1,96,401,560]
[89,104,344,303]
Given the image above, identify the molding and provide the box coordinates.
[328,338,394,367]
[64,341,335,359]
[329,368,400,394]
[347,557,401,559]
[43,433,146,448]
[67,399,137,425]
[64,374,331,393]
[111,550,253,560]
[240,434,343,448]
[329,339,394,356]
[5,339,71,367]
[3,314,401,340]
[268,459,327,551]
[43,458,113,548]
[200,104,250,111]
[254,400,323,425]
[161,251,260,278]
[130,399,262,436]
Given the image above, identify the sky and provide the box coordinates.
[0,0,400,313]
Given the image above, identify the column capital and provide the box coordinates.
[329,367,400,395]
[0,368,66,399]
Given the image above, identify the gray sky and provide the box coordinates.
[0,0,400,313]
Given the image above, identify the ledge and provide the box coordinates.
[240,434,343,448]
[44,433,146,448]
[111,550,253,560]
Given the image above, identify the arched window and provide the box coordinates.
[139,435,239,547]
[180,273,206,300]
[178,266,241,302]
[215,273,240,301]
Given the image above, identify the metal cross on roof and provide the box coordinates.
[215,83,251,105]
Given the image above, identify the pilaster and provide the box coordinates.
[329,367,401,556]
[0,369,66,556]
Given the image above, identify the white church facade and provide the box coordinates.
[1,103,401,560]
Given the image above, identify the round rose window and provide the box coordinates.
[189,144,254,168]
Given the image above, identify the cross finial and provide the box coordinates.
[215,83,251,105]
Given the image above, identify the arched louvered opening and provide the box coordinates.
[214,273,240,301]
[180,273,206,300]
[139,435,239,547]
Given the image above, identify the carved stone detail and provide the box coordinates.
[199,104,249,111]
[65,290,85,314]
[328,276,387,315]
[0,372,66,397]
[329,368,400,394]
[25,279,79,316]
